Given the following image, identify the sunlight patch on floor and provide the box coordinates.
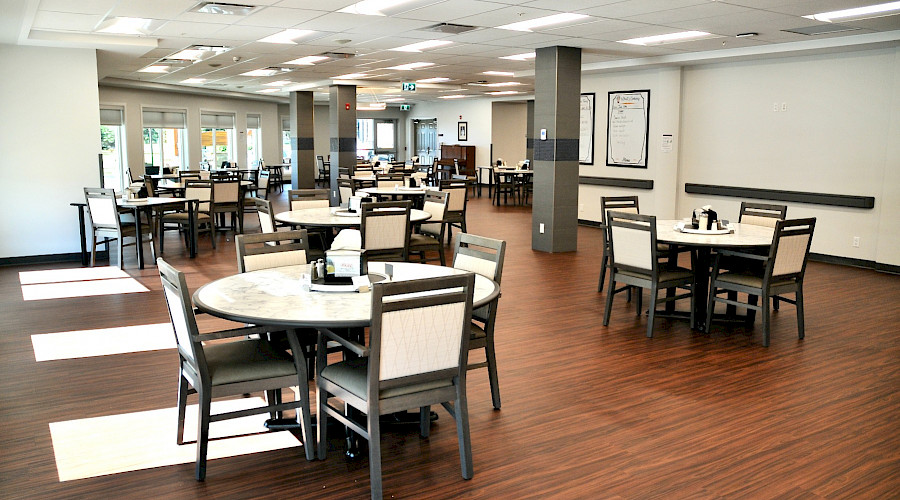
[21,278,148,300]
[32,323,175,361]
[49,398,302,482]
[19,267,131,285]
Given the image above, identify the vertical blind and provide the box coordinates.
[142,110,186,128]
[282,117,290,131]
[201,113,235,129]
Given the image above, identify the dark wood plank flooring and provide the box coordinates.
[1,190,898,499]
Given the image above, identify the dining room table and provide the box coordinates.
[355,186,429,202]
[654,219,775,332]
[274,206,431,229]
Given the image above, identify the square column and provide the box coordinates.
[329,85,356,206]
[532,46,581,253]
[290,91,315,189]
[526,99,534,164]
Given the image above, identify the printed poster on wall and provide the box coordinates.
[607,90,650,168]
[579,93,595,165]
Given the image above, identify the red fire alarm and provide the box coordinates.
[345,103,350,110]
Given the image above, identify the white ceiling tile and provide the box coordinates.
[578,0,709,18]
[110,0,196,20]
[32,11,103,32]
[395,0,507,22]
[38,0,117,15]
[452,5,565,28]
[152,20,232,37]
[236,7,328,28]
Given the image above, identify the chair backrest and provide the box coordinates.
[739,202,787,228]
[179,171,200,181]
[145,165,160,176]
[452,233,506,284]
[608,211,657,274]
[236,229,310,273]
[184,180,213,213]
[143,178,156,198]
[198,170,211,180]
[600,196,639,226]
[438,180,468,214]
[338,178,354,204]
[157,258,206,377]
[254,197,276,234]
[376,173,405,189]
[360,200,411,259]
[419,190,449,237]
[84,187,121,230]
[256,169,270,194]
[289,189,330,211]
[367,274,475,386]
[767,218,816,280]
[213,180,239,204]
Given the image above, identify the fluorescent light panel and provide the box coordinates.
[496,12,590,32]
[483,71,514,76]
[138,65,169,73]
[95,17,156,35]
[182,78,206,84]
[618,30,716,46]
[256,88,281,93]
[474,81,522,87]
[391,40,451,52]
[265,80,292,86]
[283,55,330,65]
[500,52,535,61]
[803,1,900,22]
[259,29,316,44]
[416,77,450,83]
[334,73,369,79]
[487,90,520,95]
[438,94,469,99]
[387,62,434,70]
[338,0,417,16]
[241,67,290,76]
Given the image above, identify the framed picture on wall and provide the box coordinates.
[580,93,595,165]
[607,89,650,168]
[458,121,467,142]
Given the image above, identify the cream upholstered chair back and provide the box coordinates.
[452,233,505,284]
[213,179,239,204]
[158,258,204,369]
[198,170,211,180]
[253,197,276,234]
[360,201,410,252]
[289,189,329,211]
[338,178,354,205]
[376,173,404,189]
[256,169,270,194]
[184,180,213,213]
[769,218,816,278]
[236,229,310,273]
[419,190,448,238]
[84,187,121,229]
[740,202,787,228]
[600,196,639,227]
[608,211,655,273]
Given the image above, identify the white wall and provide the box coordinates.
[410,99,492,169]
[0,45,100,258]
[99,87,282,173]
[491,102,527,166]
[679,48,900,265]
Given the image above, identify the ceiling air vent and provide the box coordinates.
[423,23,478,34]
[189,2,258,15]
[782,24,860,36]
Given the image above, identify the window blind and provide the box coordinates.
[142,110,186,128]
[247,115,260,129]
[100,108,124,126]
[281,117,290,131]
[201,113,235,129]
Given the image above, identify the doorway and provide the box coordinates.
[413,118,437,163]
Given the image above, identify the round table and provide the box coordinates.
[274,207,431,228]
[655,220,774,331]
[192,262,500,329]
[356,186,429,202]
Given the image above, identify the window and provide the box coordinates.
[247,114,262,167]
[281,117,291,163]
[356,118,397,161]
[100,108,125,191]
[201,113,235,168]
[142,110,186,171]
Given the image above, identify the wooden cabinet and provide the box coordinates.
[440,144,476,177]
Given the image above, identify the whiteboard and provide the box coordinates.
[607,90,650,168]
[579,93,595,164]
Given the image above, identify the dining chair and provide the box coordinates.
[706,217,816,347]
[492,169,517,206]
[409,190,449,265]
[597,196,639,292]
[316,156,330,187]
[315,273,476,500]
[360,200,412,261]
[255,169,271,200]
[739,202,788,227]
[84,187,143,269]
[376,173,405,189]
[211,180,243,235]
[602,211,695,338]
[253,197,276,234]
[235,229,310,273]
[158,180,216,254]
[517,172,534,205]
[338,178,355,206]
[452,233,506,410]
[439,179,469,245]
[287,188,330,258]
[157,258,315,481]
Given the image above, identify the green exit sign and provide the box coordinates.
[400,104,411,111]
[402,82,416,92]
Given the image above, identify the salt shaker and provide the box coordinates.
[316,259,325,278]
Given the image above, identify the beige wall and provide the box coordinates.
[491,102,528,166]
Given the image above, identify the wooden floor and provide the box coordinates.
[2,190,899,499]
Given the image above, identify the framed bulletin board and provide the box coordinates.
[579,93,595,165]
[607,90,650,168]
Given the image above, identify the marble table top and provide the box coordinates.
[357,186,429,197]
[656,220,774,247]
[192,262,500,328]
[274,207,430,228]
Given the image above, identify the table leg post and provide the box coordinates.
[693,247,711,332]
[77,205,88,266]
[135,207,145,269]
[189,201,198,258]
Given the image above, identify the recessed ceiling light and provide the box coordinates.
[486,90,520,96]
[618,31,717,46]
[283,55,330,65]
[416,77,450,83]
[168,45,230,61]
[241,67,291,77]
[95,17,157,35]
[266,80,292,86]
[496,12,590,32]
[803,1,900,22]
[391,40,452,52]
[190,2,258,15]
[472,81,523,87]
[483,71,514,76]
[387,62,435,70]
[256,88,281,93]
[182,78,206,84]
[259,29,317,44]
[500,52,535,61]
[138,65,169,73]
[334,73,369,79]
[284,82,318,91]
[383,98,406,102]
[438,94,469,99]
[338,0,420,16]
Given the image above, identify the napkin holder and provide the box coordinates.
[691,206,719,230]
[324,249,367,284]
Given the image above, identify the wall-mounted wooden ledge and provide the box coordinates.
[579,177,654,190]
[684,183,875,209]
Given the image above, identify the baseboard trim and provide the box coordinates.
[0,252,105,267]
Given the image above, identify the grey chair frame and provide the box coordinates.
[706,217,816,347]
[84,187,142,269]
[439,179,469,245]
[409,190,449,266]
[315,273,476,499]
[159,179,216,254]
[452,233,506,409]
[211,180,243,235]
[602,211,695,338]
[360,200,412,261]
[157,258,315,481]
[597,196,639,292]
[252,197,276,235]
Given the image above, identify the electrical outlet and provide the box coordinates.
[781,102,787,112]
[773,102,779,112]
[539,223,545,234]
[852,236,860,248]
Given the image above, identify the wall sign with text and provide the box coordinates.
[607,90,650,168]
[579,93,595,165]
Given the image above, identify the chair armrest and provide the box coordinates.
[194,324,275,341]
[318,327,368,357]
[717,249,769,261]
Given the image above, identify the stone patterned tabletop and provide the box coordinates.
[656,220,774,247]
[192,262,499,328]
[274,207,430,228]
